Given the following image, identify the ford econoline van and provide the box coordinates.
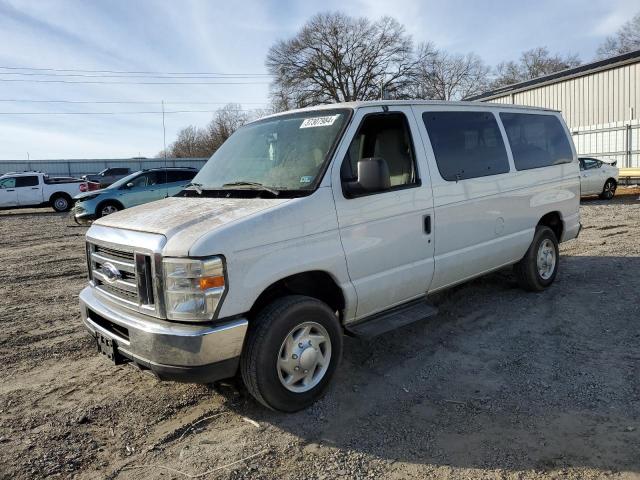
[79,101,580,411]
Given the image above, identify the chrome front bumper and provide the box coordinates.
[79,286,248,382]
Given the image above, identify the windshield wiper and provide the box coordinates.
[184,182,203,195]
[222,181,279,196]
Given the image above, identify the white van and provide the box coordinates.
[79,101,580,411]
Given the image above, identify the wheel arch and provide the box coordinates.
[249,270,346,321]
[49,191,72,203]
[537,211,563,242]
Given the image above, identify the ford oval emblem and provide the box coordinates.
[100,262,122,283]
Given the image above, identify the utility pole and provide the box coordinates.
[162,100,169,197]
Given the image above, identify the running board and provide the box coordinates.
[345,298,438,339]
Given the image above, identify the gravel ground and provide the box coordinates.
[1,190,639,480]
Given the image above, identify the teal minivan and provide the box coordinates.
[73,167,197,222]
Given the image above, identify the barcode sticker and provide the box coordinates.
[300,115,339,128]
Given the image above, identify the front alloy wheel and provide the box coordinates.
[100,204,119,216]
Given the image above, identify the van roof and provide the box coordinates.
[259,100,558,121]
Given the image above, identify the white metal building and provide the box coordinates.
[468,49,640,167]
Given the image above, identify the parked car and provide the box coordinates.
[579,157,619,199]
[73,167,197,222]
[0,171,89,212]
[82,167,131,187]
[79,101,581,412]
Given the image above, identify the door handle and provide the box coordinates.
[6,189,14,192]
[31,187,39,190]
[423,214,431,234]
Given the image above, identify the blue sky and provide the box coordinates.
[0,0,636,160]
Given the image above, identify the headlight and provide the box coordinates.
[76,194,99,201]
[163,257,226,321]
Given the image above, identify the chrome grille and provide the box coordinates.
[88,242,155,311]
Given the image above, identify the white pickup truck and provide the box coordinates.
[0,171,89,212]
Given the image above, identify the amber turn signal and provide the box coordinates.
[199,276,225,290]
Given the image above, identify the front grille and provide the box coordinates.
[88,242,155,311]
[95,245,134,262]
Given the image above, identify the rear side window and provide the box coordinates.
[500,113,573,170]
[166,170,196,182]
[422,111,510,181]
[110,168,129,175]
[16,176,39,187]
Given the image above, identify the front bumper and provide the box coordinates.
[79,286,248,383]
[72,203,96,224]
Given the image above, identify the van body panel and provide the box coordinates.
[412,105,579,291]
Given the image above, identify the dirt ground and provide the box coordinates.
[1,188,639,480]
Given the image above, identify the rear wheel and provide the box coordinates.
[513,226,559,292]
[97,201,121,217]
[599,179,616,200]
[240,295,342,412]
[51,194,71,212]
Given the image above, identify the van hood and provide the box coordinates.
[94,196,291,239]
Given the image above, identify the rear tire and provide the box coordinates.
[513,226,559,292]
[240,295,343,412]
[51,194,72,212]
[599,179,616,200]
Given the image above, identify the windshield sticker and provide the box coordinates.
[300,115,339,129]
[300,175,314,184]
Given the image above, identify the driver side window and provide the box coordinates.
[341,113,418,195]
[126,173,150,188]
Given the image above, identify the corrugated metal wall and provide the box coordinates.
[483,61,640,167]
[0,158,208,176]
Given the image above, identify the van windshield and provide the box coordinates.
[192,109,350,194]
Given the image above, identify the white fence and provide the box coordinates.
[571,120,639,167]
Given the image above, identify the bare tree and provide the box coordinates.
[170,125,210,158]
[266,12,423,107]
[203,104,250,152]
[162,104,253,158]
[410,43,491,100]
[597,12,640,59]
[493,47,581,88]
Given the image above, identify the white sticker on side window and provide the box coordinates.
[300,115,339,128]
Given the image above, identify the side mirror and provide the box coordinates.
[345,157,390,195]
[126,182,135,189]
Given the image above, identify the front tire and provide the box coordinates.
[599,179,616,200]
[513,226,559,292]
[240,295,343,412]
[97,201,121,218]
